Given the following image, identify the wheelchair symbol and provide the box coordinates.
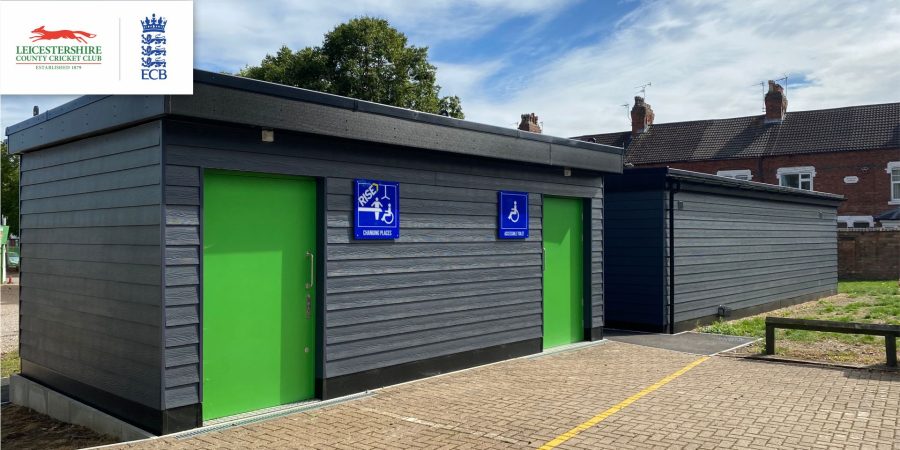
[381,204,395,225]
[507,201,520,223]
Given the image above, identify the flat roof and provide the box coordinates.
[6,70,623,173]
[607,167,844,206]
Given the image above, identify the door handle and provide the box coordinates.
[305,250,315,290]
[542,247,546,272]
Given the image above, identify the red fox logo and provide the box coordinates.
[30,26,96,44]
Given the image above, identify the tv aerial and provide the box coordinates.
[635,82,652,98]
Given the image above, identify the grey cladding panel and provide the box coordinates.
[162,119,606,398]
[672,191,838,323]
[20,165,160,201]
[16,121,161,166]
[161,166,202,409]
[21,147,160,185]
[20,185,160,215]
[17,124,163,409]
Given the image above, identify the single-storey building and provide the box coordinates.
[605,168,843,333]
[6,70,623,434]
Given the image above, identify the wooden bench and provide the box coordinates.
[765,317,899,367]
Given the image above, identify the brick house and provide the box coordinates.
[575,82,900,227]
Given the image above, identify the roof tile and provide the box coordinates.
[574,103,900,164]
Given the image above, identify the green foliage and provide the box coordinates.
[239,17,464,119]
[438,95,465,119]
[700,316,766,337]
[1,141,19,235]
[1,350,20,377]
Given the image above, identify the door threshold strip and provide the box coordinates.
[525,339,609,360]
[172,391,372,440]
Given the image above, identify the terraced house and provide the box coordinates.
[576,81,900,228]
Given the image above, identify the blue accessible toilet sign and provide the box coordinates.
[354,179,400,240]
[498,191,529,239]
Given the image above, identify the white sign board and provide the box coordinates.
[0,1,193,94]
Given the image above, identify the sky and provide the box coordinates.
[3,0,900,138]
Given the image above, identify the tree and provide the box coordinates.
[240,17,464,119]
[1,141,19,235]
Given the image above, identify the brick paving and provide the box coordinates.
[118,341,900,449]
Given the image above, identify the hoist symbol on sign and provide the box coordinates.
[507,201,520,223]
[358,184,395,224]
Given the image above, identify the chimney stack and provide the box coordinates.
[631,96,654,136]
[518,113,542,134]
[764,80,787,123]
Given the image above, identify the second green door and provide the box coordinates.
[542,196,584,349]
[202,170,317,420]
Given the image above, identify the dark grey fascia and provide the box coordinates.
[667,168,845,206]
[6,95,166,154]
[6,70,624,174]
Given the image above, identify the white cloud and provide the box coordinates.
[5,1,900,140]
[433,60,505,99]
[194,0,578,72]
[4,0,576,135]
[452,0,900,137]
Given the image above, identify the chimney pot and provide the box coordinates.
[518,112,542,133]
[764,80,787,123]
[631,96,654,136]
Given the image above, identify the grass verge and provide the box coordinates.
[2,350,20,378]
[699,281,899,366]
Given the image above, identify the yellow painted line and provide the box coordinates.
[538,356,710,450]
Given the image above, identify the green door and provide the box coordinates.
[202,170,317,420]
[542,197,584,349]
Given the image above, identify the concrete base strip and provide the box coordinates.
[538,356,710,450]
[9,374,154,442]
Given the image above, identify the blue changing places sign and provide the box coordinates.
[355,179,400,240]
[498,191,529,239]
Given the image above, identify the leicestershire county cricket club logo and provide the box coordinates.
[31,26,96,44]
[140,13,167,80]
[15,25,102,70]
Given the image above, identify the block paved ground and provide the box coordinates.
[117,341,900,449]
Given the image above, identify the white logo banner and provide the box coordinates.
[0,0,193,94]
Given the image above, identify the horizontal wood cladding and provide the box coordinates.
[672,191,838,323]
[18,122,164,409]
[160,161,201,409]
[161,119,605,402]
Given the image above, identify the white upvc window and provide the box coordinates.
[716,169,752,181]
[777,166,816,191]
[888,161,900,205]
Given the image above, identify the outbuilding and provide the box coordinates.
[604,167,843,333]
[6,70,622,434]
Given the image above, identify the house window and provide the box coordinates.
[777,166,816,191]
[716,169,752,181]
[888,161,900,204]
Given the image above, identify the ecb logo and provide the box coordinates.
[140,13,167,80]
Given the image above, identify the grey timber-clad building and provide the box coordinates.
[605,168,843,333]
[6,70,623,434]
